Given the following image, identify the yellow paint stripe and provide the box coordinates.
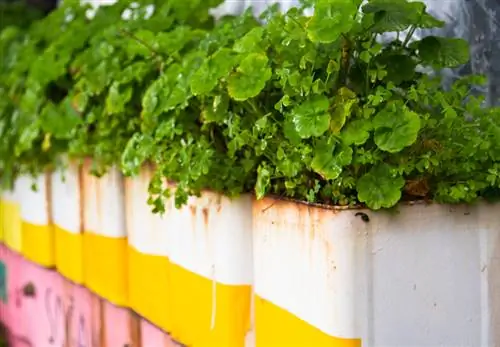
[55,225,84,283]
[83,231,127,306]
[2,200,21,252]
[170,262,252,347]
[22,222,54,267]
[128,245,172,332]
[0,201,4,243]
[255,295,361,347]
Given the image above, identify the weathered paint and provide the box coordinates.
[141,319,182,347]
[51,162,84,284]
[18,174,54,267]
[82,160,127,306]
[125,167,171,332]
[2,180,22,253]
[168,188,253,347]
[253,198,500,346]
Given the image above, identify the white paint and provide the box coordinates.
[253,201,500,346]
[2,179,19,205]
[83,167,126,238]
[51,164,81,234]
[18,174,49,226]
[168,189,253,286]
[125,168,169,257]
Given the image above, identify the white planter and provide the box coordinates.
[167,188,254,347]
[253,198,500,347]
[51,162,84,283]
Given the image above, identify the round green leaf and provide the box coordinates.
[291,95,331,138]
[362,0,435,32]
[227,53,271,101]
[357,163,404,209]
[373,102,421,153]
[341,119,372,145]
[307,0,358,43]
[416,36,470,68]
[311,138,353,180]
[190,48,237,96]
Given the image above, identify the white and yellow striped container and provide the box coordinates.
[52,162,84,283]
[168,189,254,347]
[125,166,171,332]
[19,173,54,267]
[253,198,500,346]
[82,161,127,306]
[252,198,361,347]
[2,179,22,253]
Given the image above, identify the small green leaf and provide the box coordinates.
[311,137,353,180]
[416,36,470,68]
[307,0,358,43]
[233,27,265,53]
[227,53,271,101]
[357,163,404,209]
[121,133,154,176]
[105,82,133,115]
[373,101,421,152]
[255,164,271,199]
[341,119,372,145]
[291,95,330,138]
[283,116,302,145]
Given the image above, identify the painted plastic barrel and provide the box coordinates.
[168,189,254,347]
[82,161,127,306]
[19,173,54,267]
[52,162,84,283]
[125,166,171,332]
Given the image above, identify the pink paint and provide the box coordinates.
[141,320,180,347]
[65,282,93,347]
[0,251,99,347]
[0,249,65,347]
[103,301,131,346]
[0,249,180,347]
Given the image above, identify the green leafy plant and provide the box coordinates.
[2,0,500,211]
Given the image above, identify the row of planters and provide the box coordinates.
[2,0,500,345]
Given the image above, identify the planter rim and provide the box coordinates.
[256,194,493,212]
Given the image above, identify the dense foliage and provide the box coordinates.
[1,0,500,210]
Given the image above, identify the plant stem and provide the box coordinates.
[403,25,417,47]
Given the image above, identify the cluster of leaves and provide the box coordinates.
[0,0,221,183]
[2,0,500,210]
